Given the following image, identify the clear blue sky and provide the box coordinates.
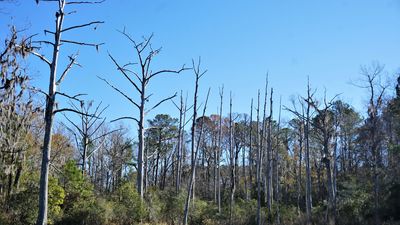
[1,0,400,129]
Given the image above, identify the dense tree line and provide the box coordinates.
[1,1,400,225]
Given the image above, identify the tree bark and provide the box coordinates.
[37,3,64,224]
[217,86,224,214]
[305,80,313,225]
[256,91,262,225]
[229,93,235,224]
[183,61,207,225]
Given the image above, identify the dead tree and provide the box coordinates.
[26,1,104,224]
[229,92,235,224]
[247,98,253,201]
[275,96,282,225]
[307,92,340,225]
[183,59,208,225]
[62,101,120,175]
[356,63,387,225]
[99,32,187,201]
[266,88,273,221]
[172,91,190,193]
[261,77,268,206]
[217,85,224,213]
[288,98,305,215]
[304,79,313,225]
[285,78,315,225]
[256,90,262,225]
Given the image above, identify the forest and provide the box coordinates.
[1,0,400,225]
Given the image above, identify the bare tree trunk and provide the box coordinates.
[243,134,248,201]
[229,92,236,224]
[247,99,253,201]
[275,96,282,225]
[217,86,224,214]
[214,137,217,203]
[176,92,184,193]
[305,80,313,225]
[101,33,187,203]
[333,131,338,223]
[37,3,64,224]
[82,135,88,174]
[298,117,304,215]
[180,95,188,187]
[256,90,262,225]
[137,81,146,200]
[266,88,273,222]
[144,141,148,193]
[262,77,268,206]
[183,60,207,225]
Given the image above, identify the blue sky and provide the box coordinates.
[1,0,400,130]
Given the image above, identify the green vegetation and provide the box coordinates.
[1,1,400,225]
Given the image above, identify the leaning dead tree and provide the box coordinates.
[99,31,188,201]
[183,59,208,225]
[23,1,104,224]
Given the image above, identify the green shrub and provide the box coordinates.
[57,197,113,225]
[336,178,372,225]
[160,189,186,224]
[113,182,146,225]
[9,173,64,225]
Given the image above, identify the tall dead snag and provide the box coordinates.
[183,59,208,225]
[99,32,187,201]
[307,92,339,225]
[285,78,314,225]
[229,92,235,224]
[357,63,387,225]
[275,96,282,225]
[256,90,262,225]
[172,91,190,193]
[26,1,104,224]
[247,99,253,201]
[288,98,305,215]
[217,85,224,213]
[266,88,273,221]
[261,77,268,206]
[304,79,313,225]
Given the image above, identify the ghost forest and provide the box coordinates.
[0,1,399,225]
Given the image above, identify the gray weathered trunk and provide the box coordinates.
[305,82,313,225]
[137,82,145,200]
[37,3,64,224]
[266,88,273,221]
[256,91,262,225]
[217,86,223,213]
[229,93,235,224]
